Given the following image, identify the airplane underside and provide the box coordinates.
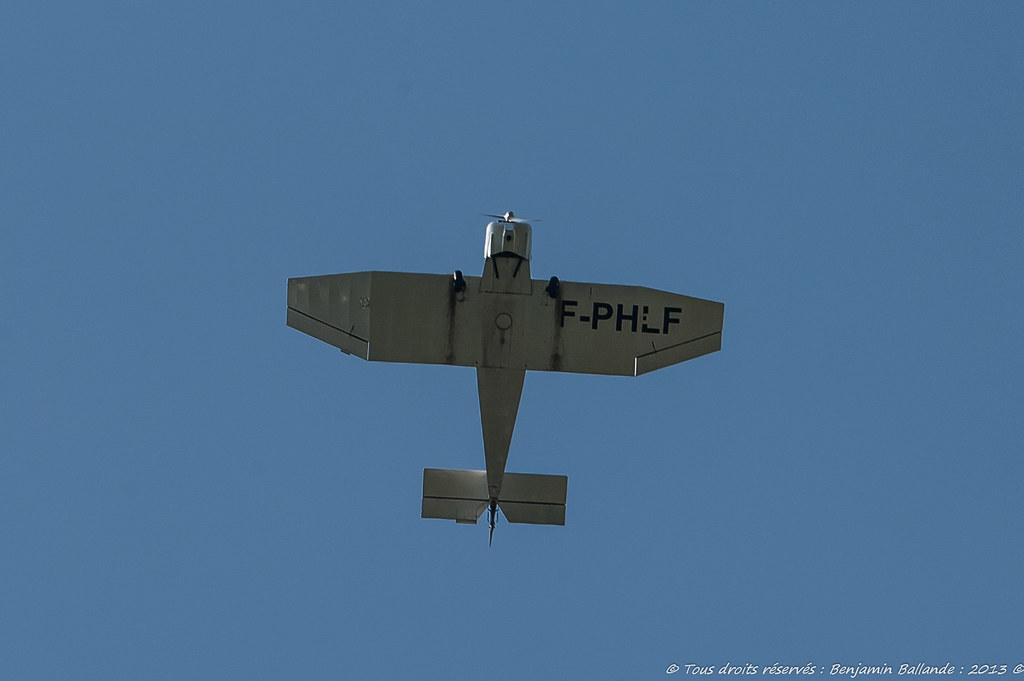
[286,214,723,544]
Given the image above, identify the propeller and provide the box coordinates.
[483,210,540,224]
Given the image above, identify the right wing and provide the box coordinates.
[287,271,483,367]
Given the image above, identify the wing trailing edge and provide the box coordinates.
[634,330,723,376]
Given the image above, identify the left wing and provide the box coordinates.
[522,279,724,376]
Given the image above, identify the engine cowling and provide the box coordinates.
[484,220,532,261]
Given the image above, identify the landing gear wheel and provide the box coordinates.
[452,270,467,293]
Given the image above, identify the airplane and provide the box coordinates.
[286,212,724,543]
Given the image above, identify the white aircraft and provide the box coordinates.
[287,212,724,543]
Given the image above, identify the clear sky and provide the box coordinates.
[2,2,1022,680]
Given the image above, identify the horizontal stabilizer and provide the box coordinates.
[422,469,488,524]
[498,472,567,525]
[421,468,567,526]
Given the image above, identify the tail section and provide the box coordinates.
[422,468,568,530]
[495,471,568,525]
[421,469,489,524]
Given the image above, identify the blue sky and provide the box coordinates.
[2,2,1022,679]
